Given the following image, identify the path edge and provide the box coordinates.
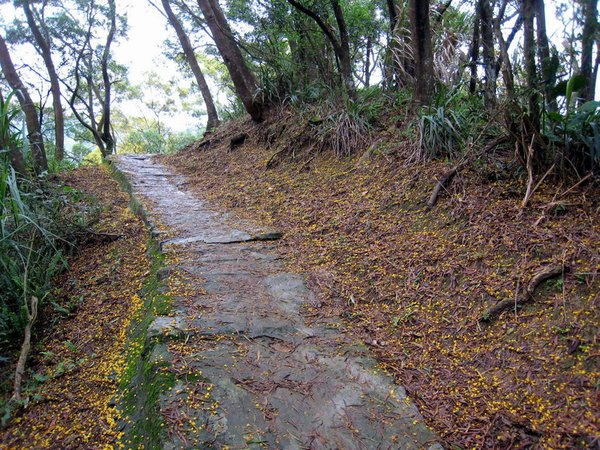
[106,159,175,449]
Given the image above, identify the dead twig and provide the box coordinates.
[520,135,554,213]
[480,265,570,322]
[426,168,457,210]
[426,135,510,210]
[265,148,287,169]
[13,296,38,401]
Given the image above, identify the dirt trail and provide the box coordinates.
[115,154,441,449]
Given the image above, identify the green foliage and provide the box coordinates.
[545,99,600,173]
[417,86,485,159]
[119,127,202,155]
[0,99,90,357]
[0,164,66,354]
[82,148,103,165]
[0,91,19,151]
[350,86,387,125]
[221,96,248,121]
[120,129,165,155]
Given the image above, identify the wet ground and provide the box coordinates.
[115,154,441,449]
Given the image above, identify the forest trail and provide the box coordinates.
[115,154,441,449]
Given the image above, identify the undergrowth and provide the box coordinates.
[0,165,152,448]
[0,92,94,375]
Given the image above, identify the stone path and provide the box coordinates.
[115,154,441,450]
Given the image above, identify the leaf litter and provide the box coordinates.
[0,165,150,449]
[163,111,599,449]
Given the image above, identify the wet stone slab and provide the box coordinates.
[114,154,442,449]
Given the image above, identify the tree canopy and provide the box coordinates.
[0,0,597,174]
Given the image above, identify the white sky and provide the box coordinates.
[114,0,206,132]
[0,0,207,133]
[114,1,168,82]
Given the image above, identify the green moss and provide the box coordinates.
[107,161,175,449]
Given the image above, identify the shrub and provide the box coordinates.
[0,93,88,357]
[417,85,486,160]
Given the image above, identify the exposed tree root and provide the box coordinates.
[426,168,458,210]
[480,265,569,322]
[266,148,288,169]
[426,135,510,210]
[229,133,248,151]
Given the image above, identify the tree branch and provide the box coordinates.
[286,0,342,52]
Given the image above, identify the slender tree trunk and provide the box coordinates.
[468,10,480,94]
[479,0,496,106]
[580,0,598,102]
[287,0,355,98]
[197,0,263,121]
[22,0,64,162]
[330,0,356,98]
[12,296,37,402]
[161,0,219,131]
[522,0,540,132]
[365,36,372,87]
[100,0,116,157]
[534,0,557,111]
[495,8,523,80]
[409,0,434,104]
[65,13,108,156]
[387,0,399,33]
[384,0,400,89]
[0,34,47,174]
[493,9,515,99]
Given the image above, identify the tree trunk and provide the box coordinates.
[493,7,515,99]
[287,0,355,99]
[330,0,356,98]
[494,3,522,83]
[22,0,64,162]
[522,0,540,132]
[197,0,263,121]
[580,0,598,102]
[534,0,557,111]
[479,0,496,106]
[0,33,48,174]
[100,0,116,157]
[384,0,400,89]
[387,0,399,33]
[468,10,480,94]
[409,0,434,104]
[161,0,219,131]
[364,36,372,87]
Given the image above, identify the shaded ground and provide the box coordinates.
[115,154,441,449]
[0,165,149,448]
[162,111,599,449]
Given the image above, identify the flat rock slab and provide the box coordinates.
[114,154,442,449]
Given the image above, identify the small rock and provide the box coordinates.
[253,231,283,241]
[156,267,171,281]
[147,316,187,340]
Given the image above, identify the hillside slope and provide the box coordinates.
[163,109,599,449]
